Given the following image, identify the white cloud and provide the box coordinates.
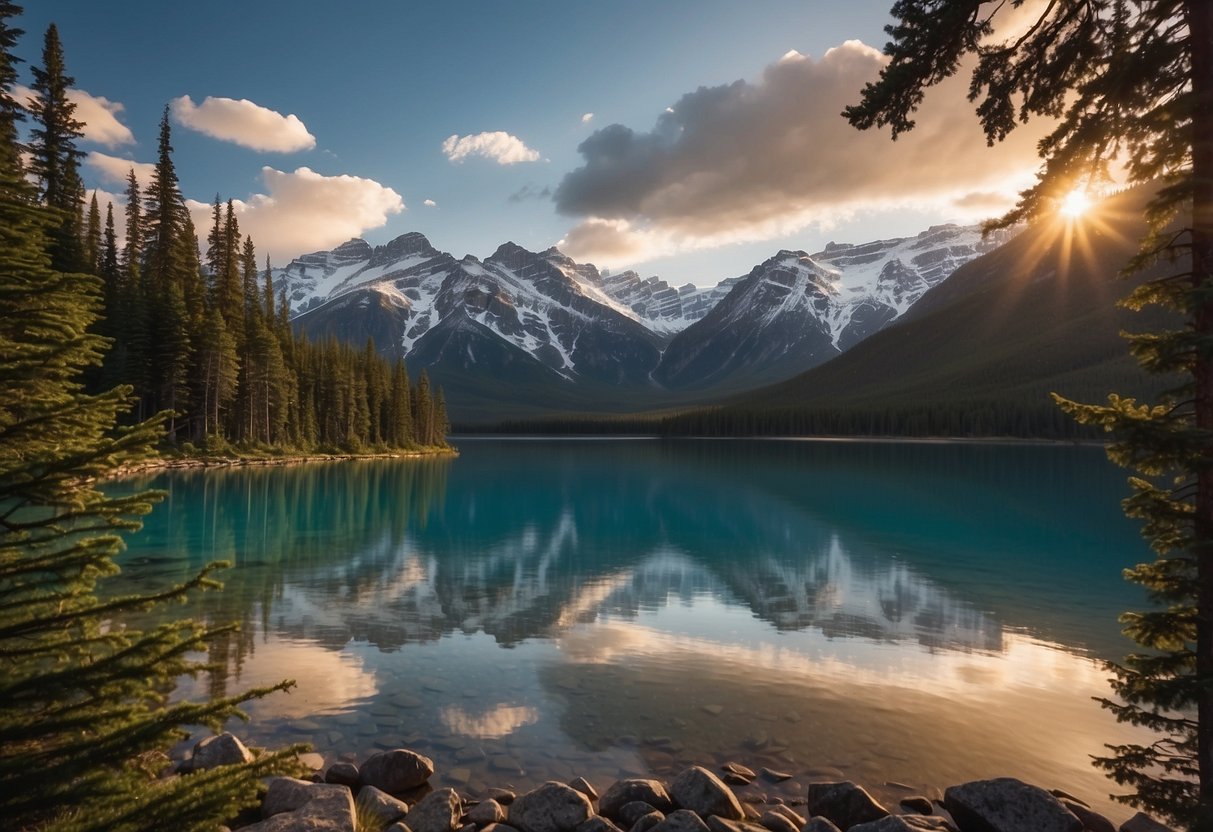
[86,151,155,189]
[581,112,594,124]
[556,40,1049,265]
[171,95,316,152]
[441,131,541,165]
[185,166,404,263]
[14,85,134,148]
[423,198,437,207]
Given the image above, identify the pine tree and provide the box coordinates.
[414,369,433,447]
[433,388,450,447]
[83,190,100,274]
[142,108,191,437]
[121,168,142,283]
[27,22,84,272]
[101,200,117,282]
[0,2,23,185]
[846,2,1213,826]
[388,358,415,447]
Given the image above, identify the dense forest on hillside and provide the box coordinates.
[23,24,448,454]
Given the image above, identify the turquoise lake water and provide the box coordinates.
[113,438,1161,822]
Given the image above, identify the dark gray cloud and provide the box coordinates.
[554,42,1048,263]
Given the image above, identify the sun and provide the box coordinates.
[1059,188,1092,220]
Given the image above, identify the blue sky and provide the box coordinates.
[18,1,1046,286]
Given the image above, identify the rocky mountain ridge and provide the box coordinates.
[277,225,1009,415]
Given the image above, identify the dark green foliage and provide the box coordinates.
[0,22,302,825]
[27,22,83,273]
[846,1,1213,827]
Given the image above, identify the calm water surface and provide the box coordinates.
[114,438,1159,822]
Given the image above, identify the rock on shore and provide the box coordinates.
[187,735,1174,832]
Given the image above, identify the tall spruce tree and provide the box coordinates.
[0,13,299,829]
[27,22,84,272]
[0,1,23,184]
[83,190,100,273]
[845,2,1213,827]
[142,108,192,436]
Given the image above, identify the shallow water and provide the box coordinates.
[113,438,1161,822]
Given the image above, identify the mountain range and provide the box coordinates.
[279,224,1004,420]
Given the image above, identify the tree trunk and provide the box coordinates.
[1189,1,1213,827]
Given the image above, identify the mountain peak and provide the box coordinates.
[333,238,373,259]
[369,231,439,266]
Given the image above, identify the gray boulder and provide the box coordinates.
[760,812,799,832]
[570,777,600,801]
[359,785,411,826]
[651,810,712,832]
[263,778,347,817]
[1058,800,1114,832]
[470,800,508,827]
[671,766,744,821]
[406,788,462,832]
[806,782,889,829]
[769,807,805,828]
[184,732,254,772]
[483,826,523,832]
[850,817,956,831]
[942,779,1081,832]
[247,778,356,831]
[801,820,843,832]
[509,782,595,832]
[577,817,626,832]
[620,803,663,827]
[1120,813,1175,832]
[600,780,675,820]
[631,815,665,832]
[325,762,360,788]
[360,749,436,795]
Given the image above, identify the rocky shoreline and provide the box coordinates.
[183,733,1176,832]
[102,448,457,480]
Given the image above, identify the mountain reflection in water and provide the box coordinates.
[114,438,1155,823]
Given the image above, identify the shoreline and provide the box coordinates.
[186,733,1171,832]
[103,447,459,480]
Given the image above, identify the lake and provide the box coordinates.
[114,438,1159,823]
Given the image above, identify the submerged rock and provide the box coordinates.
[943,778,1080,832]
[805,782,889,829]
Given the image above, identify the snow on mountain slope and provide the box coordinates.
[281,224,1010,399]
[284,235,663,386]
[654,224,1007,389]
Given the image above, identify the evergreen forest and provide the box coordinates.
[25,23,448,456]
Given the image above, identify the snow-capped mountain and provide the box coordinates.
[654,225,1006,390]
[283,235,662,389]
[278,224,1008,414]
